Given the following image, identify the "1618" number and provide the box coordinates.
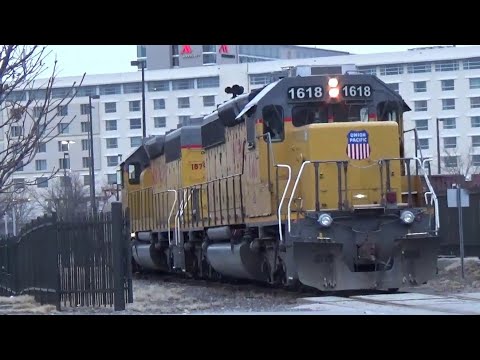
[287,86,323,100]
[342,85,372,97]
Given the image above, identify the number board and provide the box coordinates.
[287,86,324,101]
[342,85,372,98]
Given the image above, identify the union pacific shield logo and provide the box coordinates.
[347,130,371,160]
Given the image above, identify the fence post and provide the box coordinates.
[124,207,134,304]
[112,202,126,311]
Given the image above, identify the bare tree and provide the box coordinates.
[0,191,37,235]
[0,45,85,195]
[30,172,89,219]
[441,146,480,179]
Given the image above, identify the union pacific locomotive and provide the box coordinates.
[120,65,440,292]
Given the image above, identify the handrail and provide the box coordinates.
[286,161,311,233]
[166,189,177,245]
[416,157,440,233]
[276,164,291,244]
[174,189,187,246]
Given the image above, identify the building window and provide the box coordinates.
[82,139,90,151]
[57,123,69,134]
[130,118,142,129]
[80,104,90,115]
[107,156,119,167]
[435,61,459,72]
[379,64,403,76]
[440,79,455,91]
[105,102,116,113]
[148,81,169,92]
[6,91,26,102]
[100,84,122,95]
[129,101,141,112]
[13,178,25,190]
[124,82,142,94]
[470,78,480,90]
[153,99,165,110]
[472,136,480,148]
[76,86,97,97]
[386,83,399,93]
[58,141,69,152]
[105,120,117,131]
[82,157,91,168]
[413,81,427,93]
[471,116,480,128]
[179,116,191,125]
[33,106,43,118]
[172,79,195,90]
[415,119,429,131]
[36,177,48,188]
[83,175,91,186]
[154,117,166,128]
[37,142,46,153]
[418,138,429,150]
[106,138,118,149]
[203,53,216,65]
[249,74,273,86]
[172,56,179,67]
[107,174,117,185]
[130,136,142,148]
[178,97,190,109]
[202,45,216,52]
[358,67,377,75]
[35,159,47,171]
[471,97,480,108]
[442,98,455,110]
[443,137,457,149]
[58,105,68,116]
[197,77,220,88]
[15,161,24,172]
[407,62,431,74]
[203,95,215,107]
[443,156,458,168]
[59,158,70,170]
[414,100,428,112]
[81,122,89,133]
[10,126,23,137]
[441,118,456,129]
[472,155,480,167]
[464,58,480,70]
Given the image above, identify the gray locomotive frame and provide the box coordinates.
[126,71,440,292]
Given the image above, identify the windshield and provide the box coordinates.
[292,103,370,127]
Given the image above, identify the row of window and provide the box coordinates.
[9,96,216,121]
[359,58,480,76]
[387,78,480,94]
[20,153,121,174]
[5,77,220,102]
[413,98,480,112]
[414,117,480,131]
[417,136,480,150]
[14,172,118,190]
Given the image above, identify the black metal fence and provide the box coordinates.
[0,202,132,311]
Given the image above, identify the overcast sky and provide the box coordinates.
[43,45,465,78]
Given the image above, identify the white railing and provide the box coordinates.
[415,157,440,233]
[276,164,292,244]
[166,189,177,246]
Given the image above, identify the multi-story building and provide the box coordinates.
[136,45,350,70]
[3,45,480,223]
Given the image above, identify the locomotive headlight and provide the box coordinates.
[329,88,340,98]
[400,211,415,225]
[328,78,339,87]
[130,232,136,238]
[318,213,333,228]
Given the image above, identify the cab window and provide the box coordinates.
[292,103,369,126]
[128,163,141,185]
[262,105,284,142]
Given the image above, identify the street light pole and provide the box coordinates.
[116,154,123,201]
[436,117,444,175]
[88,94,100,215]
[131,60,147,139]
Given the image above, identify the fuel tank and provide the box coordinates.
[132,241,168,271]
[206,242,269,282]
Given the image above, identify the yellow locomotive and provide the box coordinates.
[120,65,440,292]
